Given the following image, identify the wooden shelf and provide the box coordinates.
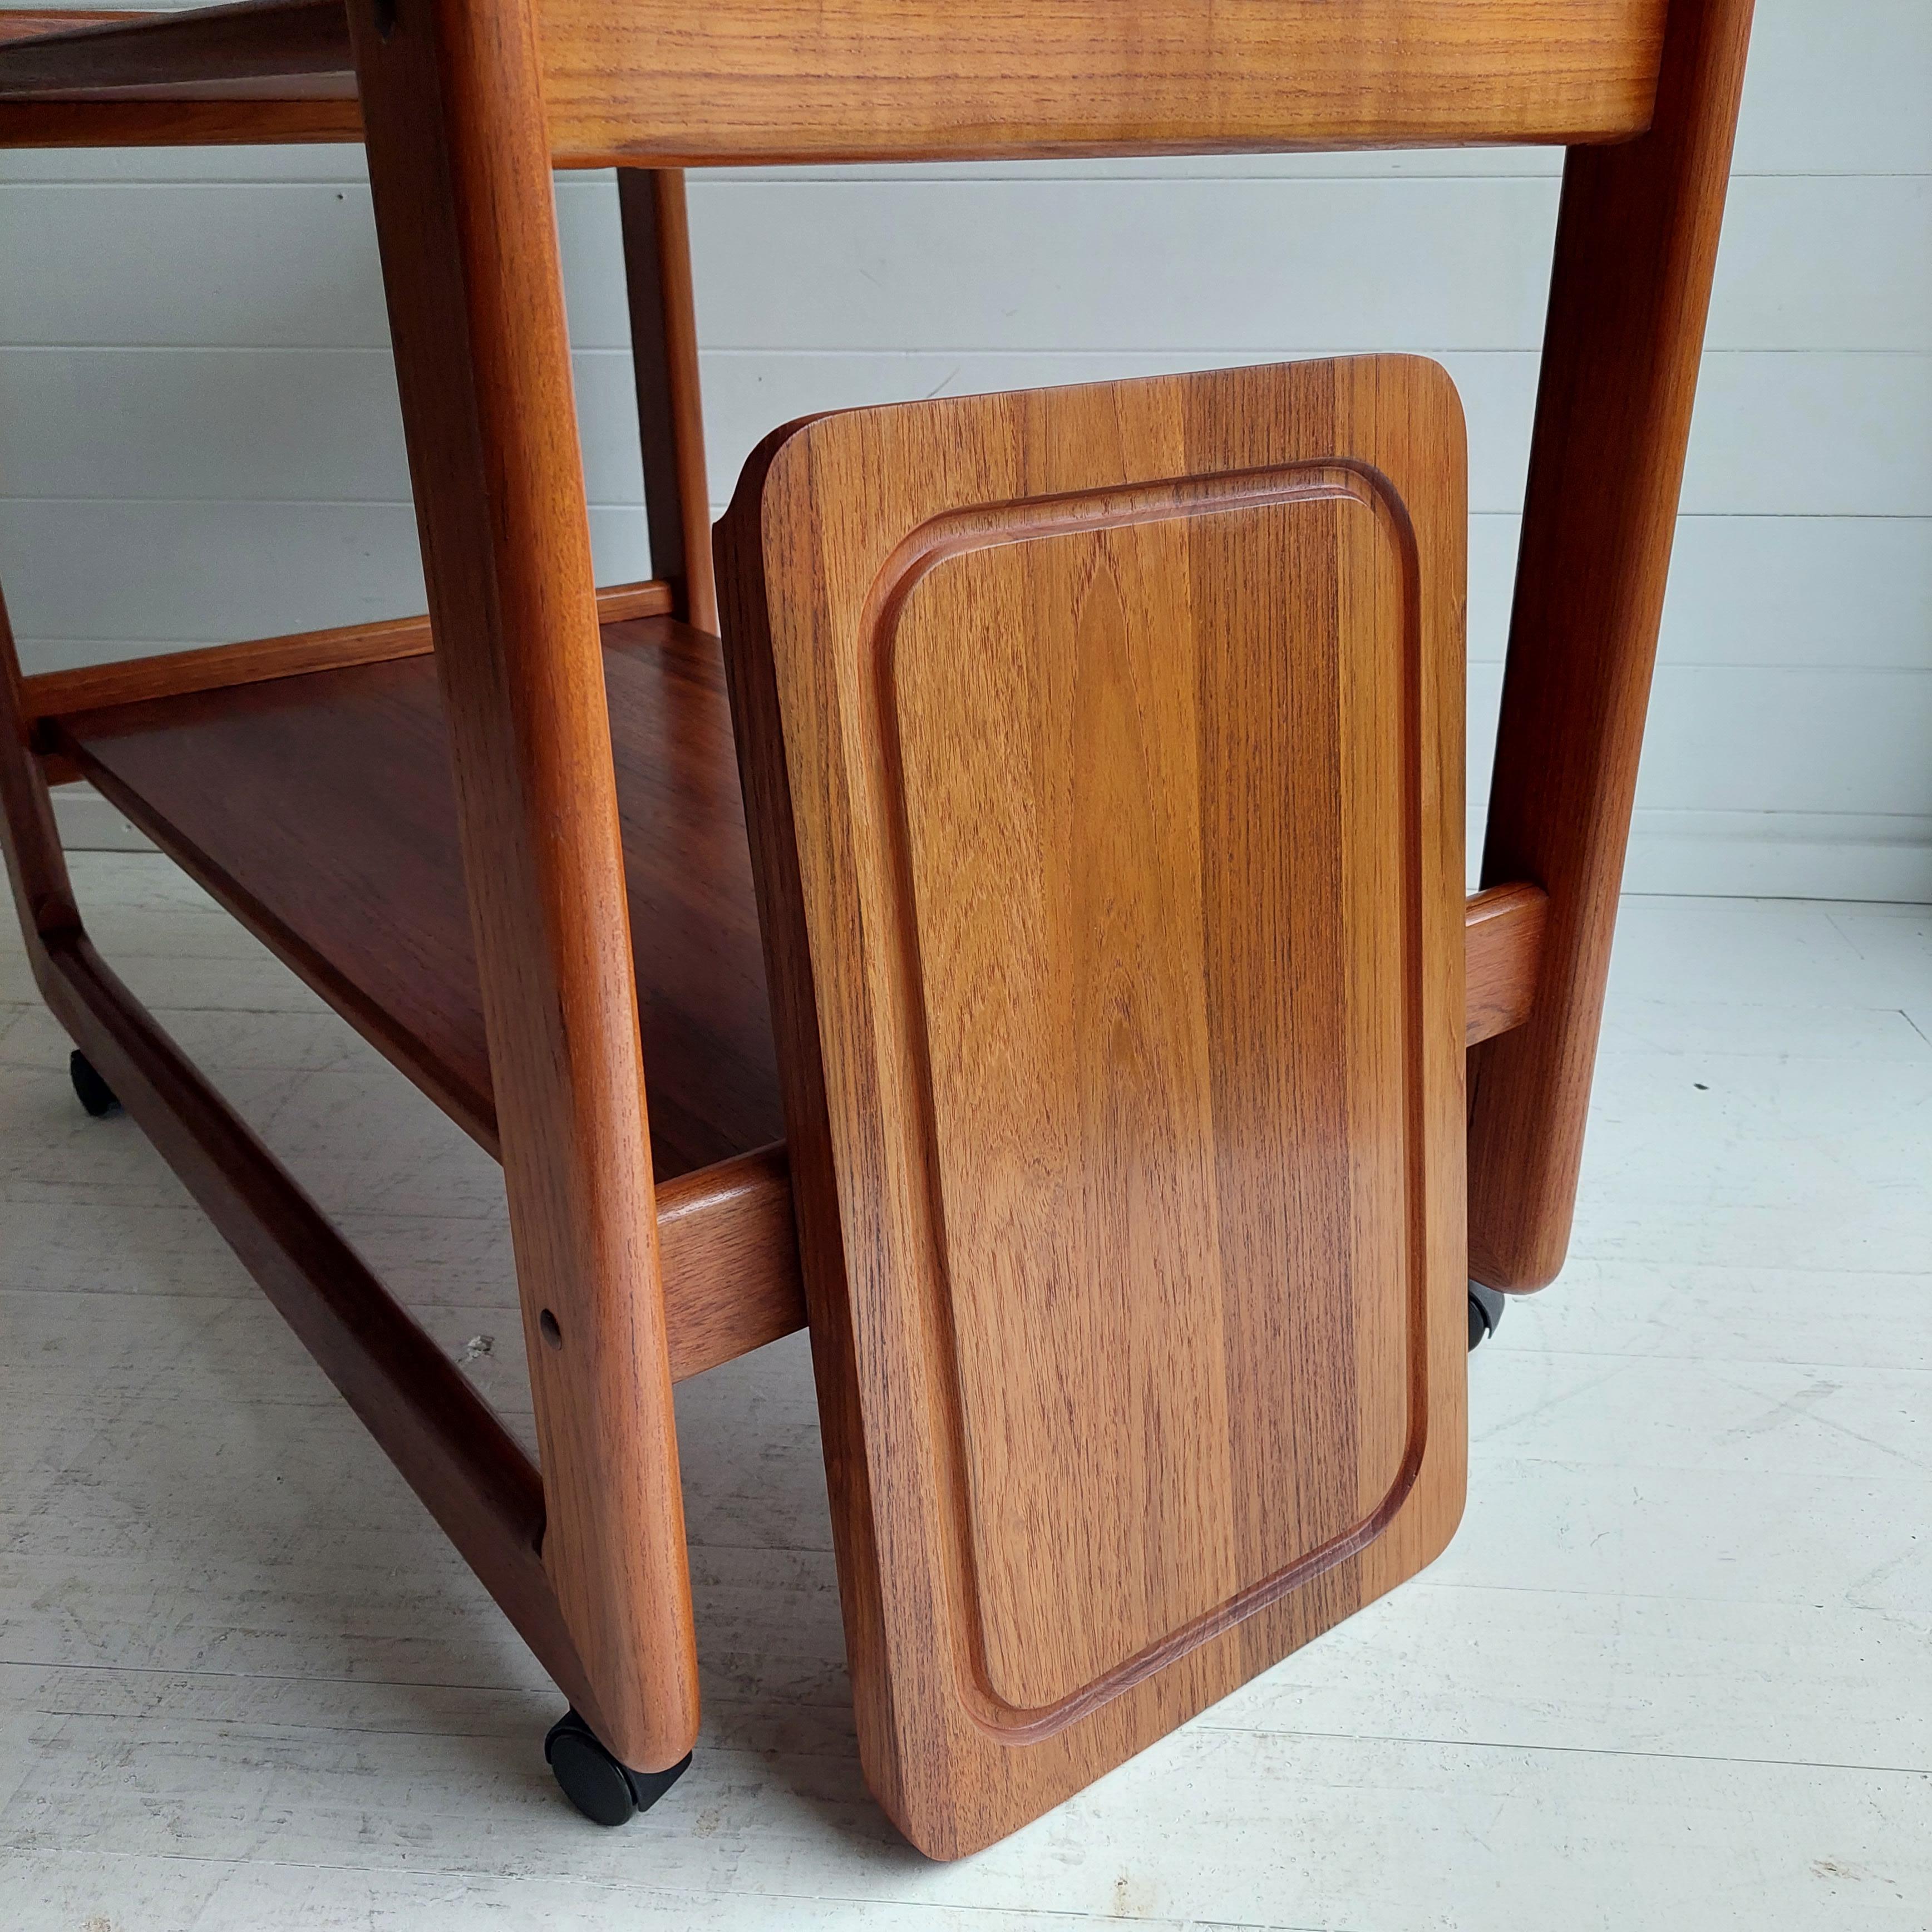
[0,2,352,100]
[46,613,784,1182]
[42,602,1551,1181]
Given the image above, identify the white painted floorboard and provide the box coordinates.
[1,855,1929,1929]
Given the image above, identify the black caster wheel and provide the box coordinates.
[544,1709,691,1827]
[1467,1280,1506,1351]
[69,1050,122,1119]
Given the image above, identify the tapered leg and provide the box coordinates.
[620,167,717,634]
[1468,0,1756,1292]
[4,526,615,1765]
[347,0,699,1770]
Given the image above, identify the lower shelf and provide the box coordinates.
[48,614,785,1181]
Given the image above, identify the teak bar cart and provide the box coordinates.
[0,0,1753,1860]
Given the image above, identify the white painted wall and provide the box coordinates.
[2,0,1928,895]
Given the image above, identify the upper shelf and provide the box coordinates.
[0,2,351,98]
[0,0,358,144]
[0,0,1669,160]
[47,614,786,1184]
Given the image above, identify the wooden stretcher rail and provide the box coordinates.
[23,915,799,1742]
[24,581,674,789]
[539,0,1670,165]
[656,1144,806,1380]
[0,92,358,144]
[27,921,619,1741]
[1463,881,1550,1045]
[0,0,1668,159]
[18,579,673,723]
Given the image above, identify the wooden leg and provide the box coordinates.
[1467,0,1756,1293]
[0,585,78,950]
[3,580,626,1734]
[348,0,698,1770]
[619,167,717,634]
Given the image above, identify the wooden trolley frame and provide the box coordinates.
[0,0,1753,1857]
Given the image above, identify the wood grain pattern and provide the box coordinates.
[1463,881,1549,1047]
[0,0,351,97]
[655,1142,804,1381]
[43,596,1546,1166]
[539,0,1667,165]
[3,580,623,1746]
[348,0,694,1772]
[48,615,782,1179]
[1468,0,1757,1293]
[29,930,624,1736]
[19,579,673,724]
[0,0,1665,160]
[0,10,151,43]
[718,357,1468,1856]
[0,94,358,145]
[619,169,717,634]
[0,3,351,146]
[891,474,1416,1723]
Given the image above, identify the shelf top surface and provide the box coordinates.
[52,615,785,1182]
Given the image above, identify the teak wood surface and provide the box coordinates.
[0,6,361,146]
[42,624,1541,1137]
[718,357,1469,1856]
[347,0,696,1772]
[49,617,782,1180]
[38,618,1532,1392]
[1463,882,1550,1047]
[2,581,630,1741]
[0,0,1754,1861]
[19,578,672,724]
[1468,0,1754,1290]
[619,169,717,634]
[0,0,1670,160]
